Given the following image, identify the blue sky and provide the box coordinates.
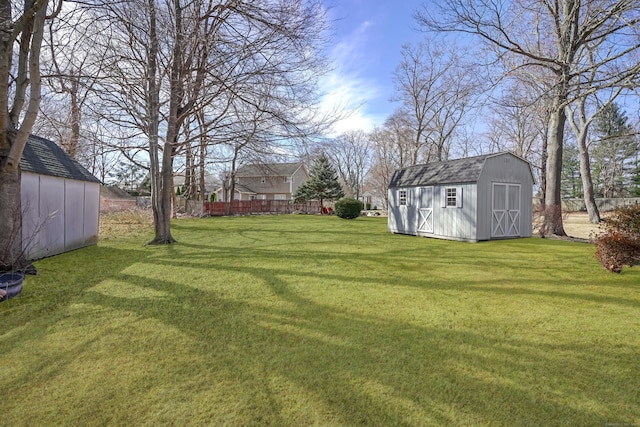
[321,0,426,133]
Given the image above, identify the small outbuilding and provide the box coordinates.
[388,152,534,242]
[20,135,101,260]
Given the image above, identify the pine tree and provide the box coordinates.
[592,103,638,197]
[294,153,344,211]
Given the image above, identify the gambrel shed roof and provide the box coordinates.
[20,135,101,183]
[389,153,533,187]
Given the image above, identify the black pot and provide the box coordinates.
[0,273,24,302]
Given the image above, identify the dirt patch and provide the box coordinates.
[100,208,154,240]
[561,212,604,240]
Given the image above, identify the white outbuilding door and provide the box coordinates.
[417,186,434,233]
[492,183,521,238]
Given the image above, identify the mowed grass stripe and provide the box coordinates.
[1,215,638,426]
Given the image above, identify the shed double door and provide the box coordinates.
[492,183,521,238]
[417,187,434,233]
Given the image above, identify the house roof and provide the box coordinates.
[20,135,101,183]
[236,162,303,177]
[101,185,135,200]
[389,153,529,187]
[234,183,256,194]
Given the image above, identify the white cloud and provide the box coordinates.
[320,21,385,134]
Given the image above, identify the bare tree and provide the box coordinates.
[324,130,372,199]
[393,38,480,163]
[36,5,109,160]
[88,0,332,243]
[0,0,61,271]
[418,0,640,236]
[366,113,421,209]
[486,77,553,193]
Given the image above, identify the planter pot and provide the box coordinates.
[0,273,24,302]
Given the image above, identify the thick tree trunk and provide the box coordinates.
[578,147,600,224]
[540,129,548,202]
[543,106,567,236]
[145,0,174,245]
[0,165,29,272]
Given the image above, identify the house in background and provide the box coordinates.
[215,162,308,202]
[20,135,101,260]
[388,152,534,242]
[100,185,136,213]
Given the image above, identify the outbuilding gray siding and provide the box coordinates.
[388,153,534,242]
[20,135,101,260]
[476,153,534,240]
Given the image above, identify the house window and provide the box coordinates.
[442,187,462,208]
[284,177,291,183]
[257,194,266,200]
[398,189,407,206]
[274,194,287,200]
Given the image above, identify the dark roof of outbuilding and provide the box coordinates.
[20,135,101,183]
[389,153,527,187]
[236,162,303,177]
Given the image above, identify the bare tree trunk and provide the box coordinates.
[0,164,25,272]
[577,138,600,223]
[149,0,183,244]
[63,82,81,158]
[145,0,166,244]
[567,99,601,224]
[0,0,48,271]
[544,105,567,236]
[199,132,206,201]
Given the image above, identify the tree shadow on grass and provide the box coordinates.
[47,251,637,425]
[2,227,638,425]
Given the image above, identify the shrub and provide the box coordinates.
[334,198,363,219]
[594,204,640,272]
[366,202,371,210]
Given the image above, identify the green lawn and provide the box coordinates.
[1,215,638,426]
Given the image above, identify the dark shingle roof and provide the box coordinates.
[389,154,490,187]
[236,162,303,177]
[20,135,101,183]
[234,183,257,194]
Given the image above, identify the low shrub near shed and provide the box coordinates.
[594,204,640,272]
[334,197,364,219]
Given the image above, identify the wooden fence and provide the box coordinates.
[203,200,321,216]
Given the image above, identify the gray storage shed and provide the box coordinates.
[20,135,101,260]
[388,152,534,242]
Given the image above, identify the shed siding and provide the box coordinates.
[476,155,533,240]
[38,175,65,258]
[65,180,86,251]
[84,182,100,246]
[21,172,100,260]
[431,183,478,240]
[388,184,478,241]
[387,188,408,233]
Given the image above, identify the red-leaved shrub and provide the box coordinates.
[594,204,640,273]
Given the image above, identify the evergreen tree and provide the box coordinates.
[592,103,638,197]
[294,153,344,211]
[561,144,582,198]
